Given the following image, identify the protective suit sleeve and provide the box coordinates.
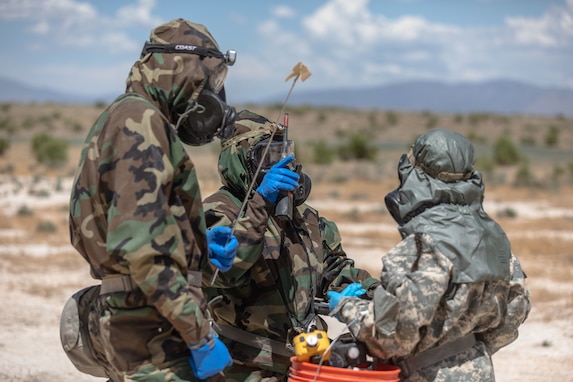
[477,253,531,354]
[319,217,380,298]
[202,189,271,287]
[336,233,452,359]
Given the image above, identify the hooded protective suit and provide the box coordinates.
[68,19,234,381]
[202,110,380,381]
[333,129,531,381]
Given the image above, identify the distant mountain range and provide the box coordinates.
[281,79,573,117]
[1,77,571,117]
[0,77,107,104]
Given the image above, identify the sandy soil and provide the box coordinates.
[0,172,572,382]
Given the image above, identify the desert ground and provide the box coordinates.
[0,104,572,381]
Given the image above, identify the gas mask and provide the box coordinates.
[249,137,312,208]
[384,153,409,225]
[140,42,238,146]
[175,88,237,146]
[274,167,312,221]
[384,187,404,226]
[249,136,292,181]
[293,171,312,207]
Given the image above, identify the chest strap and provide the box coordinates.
[100,271,203,295]
[397,333,477,378]
[213,324,293,358]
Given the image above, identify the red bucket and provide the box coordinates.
[289,357,400,382]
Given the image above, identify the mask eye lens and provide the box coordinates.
[397,153,409,184]
[258,142,283,168]
[252,139,294,168]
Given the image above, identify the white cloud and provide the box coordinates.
[258,19,312,60]
[292,0,463,88]
[385,16,459,43]
[115,0,162,28]
[3,0,572,101]
[271,5,296,19]
[30,20,50,35]
[1,0,158,55]
[1,0,98,37]
[97,32,141,54]
[273,0,573,91]
[0,0,96,20]
[506,17,558,47]
[505,2,573,47]
[259,19,281,36]
[302,0,373,45]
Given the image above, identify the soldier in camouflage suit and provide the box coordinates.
[68,19,239,381]
[329,128,531,381]
[201,110,380,382]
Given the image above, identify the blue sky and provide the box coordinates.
[0,0,572,104]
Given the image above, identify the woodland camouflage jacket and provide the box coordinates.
[202,110,380,373]
[68,20,224,367]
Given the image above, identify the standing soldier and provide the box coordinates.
[329,128,531,381]
[66,19,239,381]
[201,110,380,381]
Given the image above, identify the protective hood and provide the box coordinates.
[390,128,511,283]
[217,110,278,198]
[125,18,225,124]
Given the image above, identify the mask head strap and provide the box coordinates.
[220,125,280,151]
[141,42,236,65]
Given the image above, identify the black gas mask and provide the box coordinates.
[274,166,312,221]
[293,170,312,207]
[384,187,403,226]
[384,153,408,225]
[175,88,237,146]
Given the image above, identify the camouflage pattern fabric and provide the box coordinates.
[69,19,226,380]
[336,234,530,381]
[219,366,283,382]
[201,110,380,380]
[333,129,531,381]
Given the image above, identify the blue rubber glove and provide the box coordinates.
[256,155,300,204]
[327,283,367,312]
[207,226,238,272]
[188,334,232,380]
